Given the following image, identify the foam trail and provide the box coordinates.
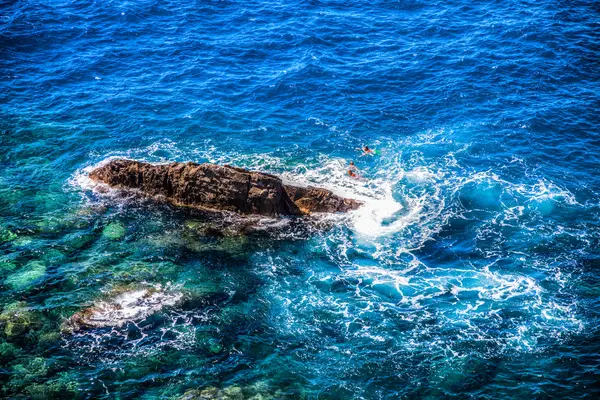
[280,157,420,239]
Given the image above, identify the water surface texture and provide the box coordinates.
[1,1,600,399]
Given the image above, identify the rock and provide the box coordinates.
[63,232,96,251]
[179,387,242,400]
[222,386,244,400]
[0,259,18,276]
[178,384,279,400]
[4,261,46,290]
[102,222,126,240]
[89,159,361,217]
[0,342,22,364]
[8,357,51,393]
[37,331,62,349]
[63,285,183,332]
[179,389,210,400]
[0,302,41,338]
[40,248,68,265]
[25,372,79,400]
[0,228,17,243]
[283,185,359,214]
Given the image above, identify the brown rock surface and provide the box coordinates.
[89,159,361,217]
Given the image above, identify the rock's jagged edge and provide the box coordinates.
[88,159,362,217]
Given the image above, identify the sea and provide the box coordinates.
[1,0,599,398]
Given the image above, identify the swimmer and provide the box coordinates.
[348,161,360,178]
[360,145,375,156]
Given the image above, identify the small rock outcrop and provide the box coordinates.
[63,286,183,333]
[89,159,361,217]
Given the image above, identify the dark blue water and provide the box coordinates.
[1,1,600,398]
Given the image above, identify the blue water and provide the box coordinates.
[1,0,600,398]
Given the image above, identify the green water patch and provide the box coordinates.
[12,236,34,247]
[459,181,504,211]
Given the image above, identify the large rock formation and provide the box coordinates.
[89,159,361,217]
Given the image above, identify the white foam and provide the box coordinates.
[279,156,435,240]
[76,284,184,329]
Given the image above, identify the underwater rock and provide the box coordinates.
[0,259,18,276]
[0,302,42,339]
[40,248,68,266]
[184,219,244,237]
[0,228,18,243]
[179,387,244,400]
[63,285,184,332]
[102,222,126,240]
[21,371,79,399]
[181,230,250,259]
[13,356,49,377]
[195,331,224,354]
[63,231,96,251]
[26,379,79,400]
[37,331,62,349]
[0,342,22,364]
[8,357,50,392]
[178,383,285,400]
[4,260,46,290]
[89,159,361,217]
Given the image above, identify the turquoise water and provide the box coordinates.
[1,1,600,398]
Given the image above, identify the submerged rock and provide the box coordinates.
[179,387,247,400]
[7,357,79,398]
[178,383,295,400]
[0,228,17,243]
[0,342,22,364]
[26,376,79,400]
[4,260,46,290]
[102,222,126,240]
[37,331,62,349]
[63,285,184,332]
[0,301,42,339]
[63,231,96,251]
[12,356,49,378]
[89,159,361,217]
[0,259,18,276]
